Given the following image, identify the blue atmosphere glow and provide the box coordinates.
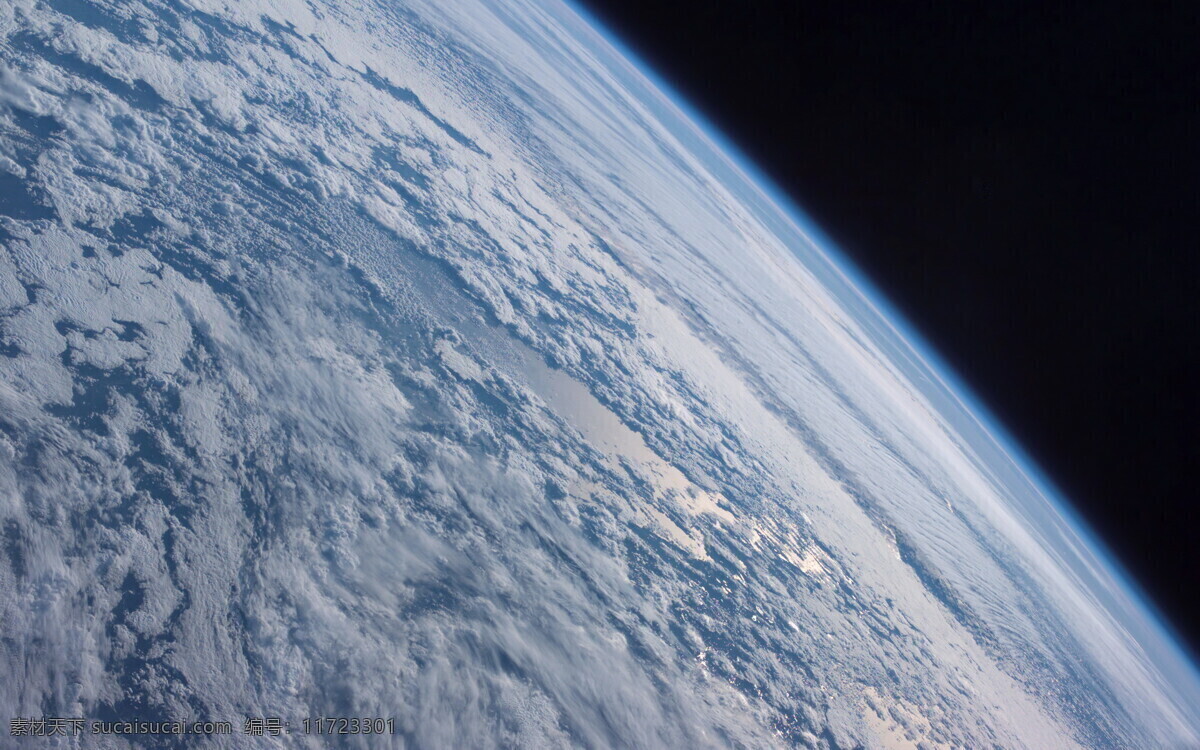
[568,0,1200,685]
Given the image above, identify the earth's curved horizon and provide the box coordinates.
[1,0,1198,747]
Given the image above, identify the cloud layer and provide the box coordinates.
[1,0,1197,747]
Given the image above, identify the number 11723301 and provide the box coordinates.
[302,717,395,735]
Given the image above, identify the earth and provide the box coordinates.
[1,0,1198,748]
